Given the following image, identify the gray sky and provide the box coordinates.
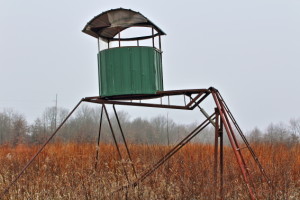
[0,0,299,131]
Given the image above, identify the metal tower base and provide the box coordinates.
[1,87,273,199]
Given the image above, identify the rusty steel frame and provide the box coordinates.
[83,89,210,110]
[1,88,272,200]
[83,88,272,199]
[112,105,138,179]
[94,105,104,170]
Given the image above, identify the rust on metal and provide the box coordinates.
[1,88,272,200]
[211,89,256,200]
[94,105,104,170]
[82,8,166,40]
[83,89,210,110]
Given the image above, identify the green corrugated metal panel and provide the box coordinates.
[98,46,163,97]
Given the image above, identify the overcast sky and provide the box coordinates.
[0,0,299,131]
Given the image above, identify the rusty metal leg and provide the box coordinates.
[219,119,224,200]
[1,99,83,197]
[214,108,219,200]
[211,91,256,200]
[103,105,130,184]
[95,105,104,170]
[216,90,273,190]
[113,105,138,179]
[222,111,249,175]
[215,91,257,197]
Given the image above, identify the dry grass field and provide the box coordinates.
[0,143,299,199]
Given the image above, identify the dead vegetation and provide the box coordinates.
[0,143,299,199]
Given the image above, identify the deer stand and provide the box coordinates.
[85,87,273,199]
[1,87,273,199]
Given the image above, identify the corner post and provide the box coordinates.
[214,108,219,200]
[219,117,224,200]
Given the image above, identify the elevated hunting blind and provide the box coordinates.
[1,8,273,200]
[82,8,165,97]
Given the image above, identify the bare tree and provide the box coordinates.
[11,114,28,145]
[0,109,28,145]
[0,109,13,144]
[288,118,300,144]
[151,115,167,144]
[289,118,300,136]
[248,127,263,143]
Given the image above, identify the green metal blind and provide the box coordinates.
[98,46,163,97]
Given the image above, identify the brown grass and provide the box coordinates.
[0,143,299,199]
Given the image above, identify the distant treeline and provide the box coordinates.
[0,106,299,146]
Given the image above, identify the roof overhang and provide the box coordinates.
[82,8,166,40]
